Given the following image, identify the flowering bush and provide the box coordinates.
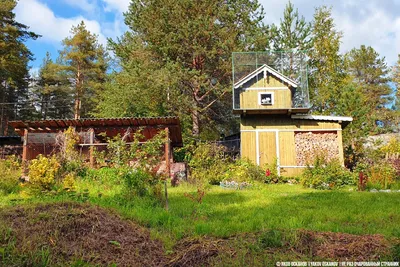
[28,155,60,191]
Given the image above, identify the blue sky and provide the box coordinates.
[14,0,400,74]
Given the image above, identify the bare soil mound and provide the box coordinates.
[295,230,392,261]
[0,202,168,266]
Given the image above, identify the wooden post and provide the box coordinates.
[89,128,95,168]
[164,127,170,211]
[22,128,29,176]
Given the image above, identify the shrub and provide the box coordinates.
[368,162,396,190]
[0,157,21,194]
[28,155,60,191]
[189,143,228,185]
[62,172,76,191]
[263,159,281,183]
[121,168,161,198]
[301,155,356,190]
[224,158,265,183]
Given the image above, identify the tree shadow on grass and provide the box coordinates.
[169,189,400,238]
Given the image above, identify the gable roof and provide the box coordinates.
[234,64,298,89]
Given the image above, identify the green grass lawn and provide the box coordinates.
[2,179,399,246]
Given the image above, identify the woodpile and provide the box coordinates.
[0,145,22,159]
[295,132,339,166]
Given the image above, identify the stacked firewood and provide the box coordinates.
[0,145,23,159]
[295,132,339,166]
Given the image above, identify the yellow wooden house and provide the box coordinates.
[233,55,352,176]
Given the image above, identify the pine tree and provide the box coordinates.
[57,21,108,119]
[104,0,267,137]
[308,6,345,114]
[0,0,39,133]
[271,1,312,51]
[30,52,74,119]
[345,45,393,131]
[270,1,312,78]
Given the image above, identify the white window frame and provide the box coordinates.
[258,92,274,105]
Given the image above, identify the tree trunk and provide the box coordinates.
[74,98,80,119]
[192,103,200,137]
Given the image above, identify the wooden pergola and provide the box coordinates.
[9,117,182,171]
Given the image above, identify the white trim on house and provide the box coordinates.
[256,130,260,165]
[275,130,280,176]
[244,87,288,91]
[258,92,274,105]
[291,114,353,122]
[234,64,298,89]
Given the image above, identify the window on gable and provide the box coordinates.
[259,92,274,105]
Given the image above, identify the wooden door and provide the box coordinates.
[258,131,276,166]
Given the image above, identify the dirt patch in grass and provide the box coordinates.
[0,202,168,266]
[167,238,230,267]
[295,230,392,261]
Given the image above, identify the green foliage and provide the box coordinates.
[224,158,265,183]
[0,157,21,194]
[301,155,356,190]
[189,143,267,185]
[345,45,393,132]
[336,83,372,147]
[30,52,74,119]
[392,243,400,261]
[51,21,109,118]
[62,172,76,191]
[121,168,161,198]
[28,155,60,191]
[270,1,312,51]
[102,0,267,137]
[262,159,280,184]
[380,137,400,154]
[367,163,396,190]
[0,0,40,131]
[258,230,284,248]
[308,6,345,113]
[189,143,228,185]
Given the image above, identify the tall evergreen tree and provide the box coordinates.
[269,1,312,78]
[308,6,345,114]
[345,45,393,131]
[30,52,74,119]
[0,0,39,134]
[57,21,108,119]
[270,1,312,51]
[102,0,267,137]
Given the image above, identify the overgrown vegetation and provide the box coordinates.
[0,156,21,194]
[301,155,356,190]
[188,143,266,185]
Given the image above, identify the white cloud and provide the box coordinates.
[15,0,107,45]
[62,0,98,13]
[101,0,130,13]
[259,0,400,65]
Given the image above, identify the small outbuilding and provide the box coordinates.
[9,117,183,169]
[233,52,352,176]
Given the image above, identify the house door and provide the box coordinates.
[258,131,277,166]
